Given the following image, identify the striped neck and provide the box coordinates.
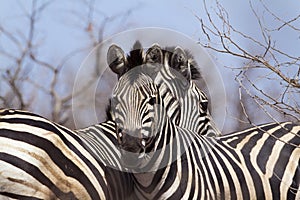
[131,115,208,198]
[132,113,194,172]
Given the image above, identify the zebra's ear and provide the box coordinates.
[171,47,191,80]
[144,44,163,64]
[107,44,127,77]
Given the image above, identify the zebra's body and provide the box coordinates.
[0,109,134,199]
[131,121,300,199]
[109,53,300,199]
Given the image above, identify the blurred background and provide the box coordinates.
[0,0,299,134]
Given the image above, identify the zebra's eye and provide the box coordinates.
[200,101,208,112]
[148,97,156,105]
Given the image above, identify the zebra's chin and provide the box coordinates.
[120,150,145,170]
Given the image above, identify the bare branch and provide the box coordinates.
[199,0,300,130]
[259,0,300,31]
[200,0,300,87]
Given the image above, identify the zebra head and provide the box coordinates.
[107,42,217,170]
[107,42,218,136]
[109,65,164,169]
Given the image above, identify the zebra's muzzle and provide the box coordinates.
[120,149,143,169]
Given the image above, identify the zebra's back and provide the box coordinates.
[131,122,300,199]
[216,122,300,199]
[0,109,133,200]
[168,122,300,199]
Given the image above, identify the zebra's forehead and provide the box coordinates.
[113,70,158,98]
[114,64,160,85]
[112,63,193,102]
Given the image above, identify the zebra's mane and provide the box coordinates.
[105,100,113,121]
[124,41,201,80]
[126,41,144,71]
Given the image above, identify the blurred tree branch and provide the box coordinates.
[0,0,138,128]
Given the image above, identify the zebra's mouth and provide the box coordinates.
[120,150,144,169]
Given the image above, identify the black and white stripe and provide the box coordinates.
[107,41,220,137]
[108,44,300,199]
[0,42,220,200]
[0,109,134,199]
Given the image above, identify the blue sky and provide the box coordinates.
[1,0,298,64]
[0,0,299,131]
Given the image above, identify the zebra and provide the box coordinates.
[0,109,134,199]
[107,41,221,137]
[108,51,300,199]
[0,42,220,199]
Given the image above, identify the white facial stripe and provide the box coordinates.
[141,129,149,137]
[118,132,123,137]
[141,139,146,147]
[138,151,145,159]
[164,53,169,67]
